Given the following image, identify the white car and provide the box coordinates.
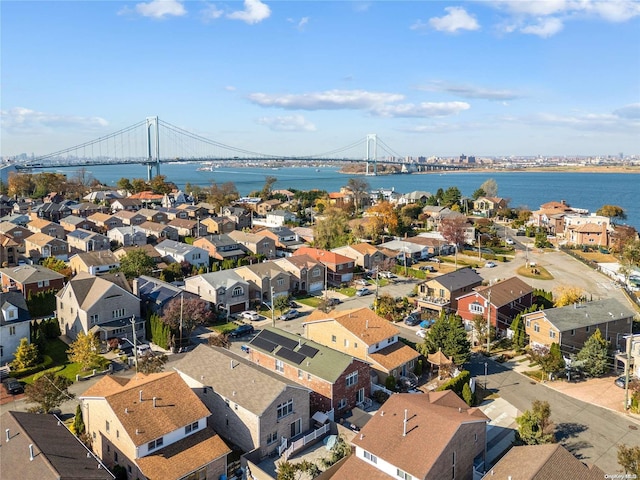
[416,329,427,338]
[505,238,515,245]
[240,310,260,321]
[485,261,497,268]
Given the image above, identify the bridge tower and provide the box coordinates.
[146,116,160,181]
[365,134,377,176]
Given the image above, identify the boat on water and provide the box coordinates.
[196,166,214,172]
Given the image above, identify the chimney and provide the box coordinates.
[29,444,34,461]
[135,429,139,435]
[139,390,143,402]
[380,411,384,416]
[125,408,129,414]
[5,429,9,442]
[153,397,157,408]
[403,409,408,437]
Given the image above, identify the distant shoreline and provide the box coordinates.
[340,165,640,175]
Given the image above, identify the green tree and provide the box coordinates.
[530,344,565,379]
[373,293,396,321]
[516,400,555,445]
[67,332,103,371]
[471,314,495,350]
[618,444,640,477]
[42,257,72,278]
[472,188,485,200]
[260,175,277,201]
[12,337,39,370]
[441,186,462,208]
[149,313,171,350]
[73,404,85,436]
[273,295,290,316]
[313,207,350,249]
[421,313,470,365]
[119,248,155,278]
[597,205,627,224]
[510,314,526,350]
[576,328,610,377]
[24,373,73,413]
[205,181,239,211]
[462,382,474,406]
[131,178,148,193]
[116,177,133,194]
[149,175,174,194]
[138,352,168,374]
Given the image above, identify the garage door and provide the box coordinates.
[229,302,246,314]
[309,282,324,292]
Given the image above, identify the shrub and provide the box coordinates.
[385,375,397,391]
[372,390,390,404]
[436,370,471,396]
[11,355,53,379]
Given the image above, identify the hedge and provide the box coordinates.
[436,370,471,396]
[10,355,53,379]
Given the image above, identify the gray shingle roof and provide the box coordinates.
[173,344,308,415]
[429,267,483,291]
[535,298,637,332]
[0,264,65,284]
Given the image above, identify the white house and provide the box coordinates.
[154,240,209,268]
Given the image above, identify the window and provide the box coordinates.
[90,314,99,325]
[586,326,590,333]
[312,268,320,277]
[275,359,284,373]
[114,451,118,462]
[9,326,16,335]
[526,319,531,327]
[571,329,575,336]
[185,421,199,434]
[344,339,349,347]
[331,335,336,343]
[534,323,540,333]
[364,451,378,464]
[470,302,484,314]
[356,388,365,404]
[346,371,358,387]
[549,330,556,339]
[112,308,125,319]
[267,432,278,445]
[277,278,284,286]
[148,437,164,451]
[277,399,293,419]
[116,430,119,439]
[232,286,243,297]
[105,421,110,433]
[290,418,302,437]
[298,369,303,379]
[338,398,347,409]
[396,469,413,480]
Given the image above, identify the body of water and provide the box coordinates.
[59,163,640,230]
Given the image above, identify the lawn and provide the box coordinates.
[19,338,86,384]
[209,322,239,335]
[516,264,554,280]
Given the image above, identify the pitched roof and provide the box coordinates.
[306,307,399,345]
[483,443,604,480]
[174,344,309,415]
[249,327,363,383]
[0,264,64,283]
[294,247,353,265]
[471,276,533,307]
[81,372,211,446]
[0,291,30,325]
[350,392,488,479]
[58,272,136,310]
[70,250,120,267]
[25,232,58,246]
[347,243,380,255]
[368,341,420,371]
[427,267,483,291]
[227,230,271,244]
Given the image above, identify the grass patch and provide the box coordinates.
[516,264,554,280]
[523,370,544,382]
[209,322,238,334]
[297,297,322,308]
[336,287,356,296]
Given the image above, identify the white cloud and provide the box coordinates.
[132,0,186,19]
[420,81,523,101]
[256,115,316,132]
[287,16,309,31]
[428,7,480,33]
[371,102,471,118]
[227,0,271,24]
[521,108,640,132]
[520,17,564,37]
[353,2,372,13]
[224,86,237,92]
[1,107,109,134]
[613,103,640,119]
[201,4,224,21]
[247,89,405,110]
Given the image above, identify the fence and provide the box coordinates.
[280,422,331,461]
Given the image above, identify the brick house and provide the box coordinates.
[69,250,120,275]
[304,307,420,385]
[523,298,637,356]
[193,234,246,263]
[138,221,179,243]
[457,277,534,333]
[111,210,147,226]
[247,327,371,416]
[331,391,488,480]
[26,217,66,239]
[174,344,311,457]
[227,230,276,259]
[59,215,97,233]
[79,372,230,480]
[200,216,236,235]
[67,229,111,253]
[294,247,354,286]
[0,264,65,298]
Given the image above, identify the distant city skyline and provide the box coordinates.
[2,0,639,158]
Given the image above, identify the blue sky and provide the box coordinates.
[2,0,639,158]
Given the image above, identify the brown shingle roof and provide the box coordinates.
[473,277,533,307]
[331,455,395,480]
[81,372,210,446]
[333,308,400,345]
[368,341,420,371]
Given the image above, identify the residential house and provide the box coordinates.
[67,229,111,253]
[56,271,142,342]
[255,199,282,216]
[0,292,31,366]
[155,207,190,221]
[473,196,508,218]
[332,243,387,271]
[36,201,72,222]
[167,218,207,238]
[0,222,33,243]
[331,391,488,480]
[227,230,276,259]
[174,344,312,456]
[0,234,20,266]
[273,254,326,294]
[183,270,249,315]
[247,327,371,416]
[24,233,68,262]
[259,209,297,228]
[175,203,208,219]
[139,221,179,243]
[112,210,147,226]
[398,190,432,206]
[377,239,427,265]
[416,267,484,316]
[71,202,106,218]
[128,191,164,207]
[79,372,230,480]
[457,277,534,334]
[154,240,209,268]
[59,214,97,233]
[261,226,304,256]
[234,262,292,306]
[193,234,246,263]
[482,444,604,480]
[291,226,314,245]
[69,250,120,275]
[420,206,451,229]
[0,411,113,480]
[107,226,147,247]
[113,245,166,270]
[531,200,576,229]
[564,213,611,247]
[136,208,169,224]
[110,197,142,212]
[0,213,31,226]
[615,333,640,381]
[222,206,251,230]
[88,212,124,232]
[133,276,197,317]
[200,216,236,235]
[26,217,66,239]
[0,264,65,298]
[405,236,449,258]
[304,307,420,385]
[294,247,354,286]
[524,298,637,356]
[83,190,122,202]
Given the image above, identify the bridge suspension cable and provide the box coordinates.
[376,137,404,160]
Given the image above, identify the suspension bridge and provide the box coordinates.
[8,116,466,180]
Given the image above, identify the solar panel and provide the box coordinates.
[297,344,319,358]
[250,336,277,352]
[277,347,306,365]
[261,330,298,350]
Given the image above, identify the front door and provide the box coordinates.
[290,418,301,438]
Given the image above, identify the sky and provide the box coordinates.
[2,0,640,159]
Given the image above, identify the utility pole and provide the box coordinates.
[486,290,492,356]
[130,316,138,374]
[477,233,481,259]
[270,283,275,328]
[624,334,633,411]
[179,292,184,351]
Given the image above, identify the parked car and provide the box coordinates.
[2,378,24,395]
[240,310,261,321]
[354,279,368,286]
[136,344,152,356]
[356,288,372,297]
[420,319,435,329]
[326,297,342,306]
[615,376,628,388]
[430,258,442,263]
[419,265,436,272]
[404,314,421,326]
[229,324,255,338]
[279,309,299,321]
[485,261,497,268]
[416,329,427,338]
[505,238,515,245]
[289,300,300,308]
